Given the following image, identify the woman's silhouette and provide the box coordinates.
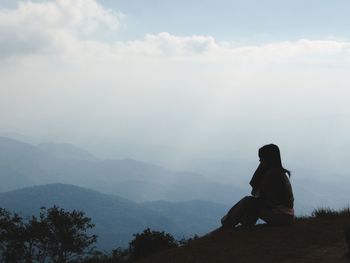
[221,144,294,227]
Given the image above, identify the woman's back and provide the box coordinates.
[260,168,294,208]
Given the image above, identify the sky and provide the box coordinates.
[0,0,350,175]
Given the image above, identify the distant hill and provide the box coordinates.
[137,213,350,263]
[38,142,99,162]
[0,136,246,204]
[0,184,228,250]
[1,136,349,214]
[0,137,55,191]
[142,200,228,236]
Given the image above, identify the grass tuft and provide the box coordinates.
[311,206,350,218]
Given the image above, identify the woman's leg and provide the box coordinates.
[258,208,294,226]
[221,196,259,228]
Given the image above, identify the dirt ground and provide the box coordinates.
[137,214,350,263]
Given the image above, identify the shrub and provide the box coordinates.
[129,228,178,260]
[82,248,130,263]
[34,206,97,262]
[0,206,97,263]
[0,208,26,262]
[179,234,199,246]
[111,247,129,262]
[82,251,115,263]
[311,207,350,218]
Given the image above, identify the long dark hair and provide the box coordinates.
[258,144,290,177]
[250,144,290,195]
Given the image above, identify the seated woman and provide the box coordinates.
[221,144,294,228]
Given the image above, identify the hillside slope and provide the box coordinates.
[137,214,350,263]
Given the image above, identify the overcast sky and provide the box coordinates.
[0,0,350,174]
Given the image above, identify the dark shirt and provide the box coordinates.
[258,168,294,208]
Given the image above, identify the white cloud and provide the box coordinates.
[1,1,350,172]
[0,0,123,57]
[125,32,218,56]
[1,1,350,63]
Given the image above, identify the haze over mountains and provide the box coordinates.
[0,136,246,203]
[0,136,233,249]
[1,135,350,249]
[0,184,228,249]
[1,136,349,209]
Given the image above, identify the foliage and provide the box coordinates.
[179,234,199,246]
[82,230,199,262]
[311,207,350,218]
[82,248,130,263]
[2,205,198,263]
[0,208,27,262]
[0,206,97,263]
[81,251,113,263]
[111,248,130,262]
[129,228,179,260]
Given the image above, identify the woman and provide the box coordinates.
[221,144,294,228]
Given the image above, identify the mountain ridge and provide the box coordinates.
[38,142,99,162]
[0,183,227,250]
[0,136,246,204]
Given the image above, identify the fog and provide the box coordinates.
[1,0,350,182]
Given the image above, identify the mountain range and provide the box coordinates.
[1,135,350,251]
[0,183,228,250]
[0,136,246,204]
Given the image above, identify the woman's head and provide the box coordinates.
[258,144,290,176]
